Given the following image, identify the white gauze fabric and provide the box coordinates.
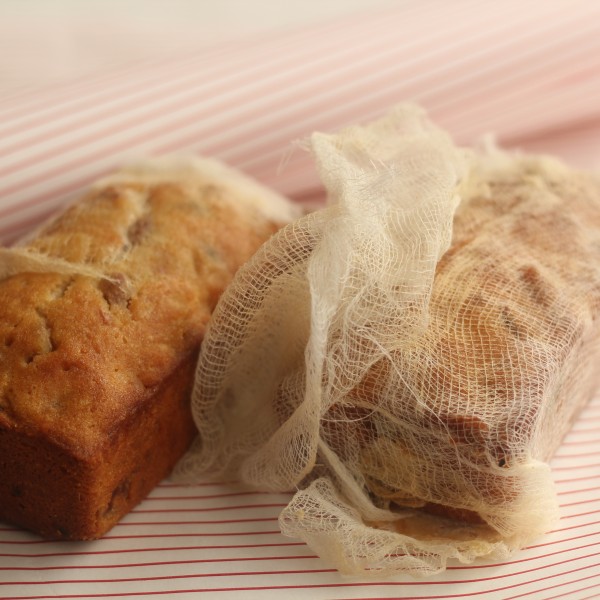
[176,106,600,576]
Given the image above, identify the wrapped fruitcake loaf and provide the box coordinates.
[0,157,297,540]
[176,106,600,576]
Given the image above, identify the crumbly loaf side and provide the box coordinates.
[0,168,290,539]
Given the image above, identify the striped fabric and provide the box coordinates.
[1,1,600,598]
[1,398,599,599]
[1,0,600,243]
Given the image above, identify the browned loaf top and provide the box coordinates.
[0,157,295,539]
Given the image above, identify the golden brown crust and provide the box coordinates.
[0,167,290,539]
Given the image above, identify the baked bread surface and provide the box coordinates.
[0,159,294,539]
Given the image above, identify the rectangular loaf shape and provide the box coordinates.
[174,107,600,575]
[0,157,295,539]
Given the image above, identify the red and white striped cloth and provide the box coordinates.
[1,1,600,598]
[1,398,599,599]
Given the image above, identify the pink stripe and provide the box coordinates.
[560,510,600,520]
[561,439,600,446]
[103,530,282,540]
[550,456,600,471]
[143,491,290,501]
[447,541,600,570]
[560,499,600,510]
[116,517,279,526]
[503,572,600,600]
[526,531,600,550]
[131,503,288,514]
[548,511,600,534]
[155,481,237,488]
[549,520,600,534]
[0,554,319,572]
[539,582,600,600]
[554,451,600,459]
[571,420,600,428]
[555,474,600,485]
[552,464,600,472]
[0,531,281,545]
[557,485,600,496]
[0,541,305,558]
[540,575,600,600]
[2,567,338,588]
[354,573,600,600]
[0,87,333,232]
[577,592,600,600]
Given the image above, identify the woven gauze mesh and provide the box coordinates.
[176,105,600,576]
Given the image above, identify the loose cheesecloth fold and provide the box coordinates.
[176,106,600,576]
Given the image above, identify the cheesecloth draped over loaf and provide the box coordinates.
[177,105,600,576]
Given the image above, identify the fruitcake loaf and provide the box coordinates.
[174,106,600,575]
[0,157,296,540]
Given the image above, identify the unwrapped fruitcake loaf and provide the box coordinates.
[176,107,600,576]
[0,157,296,540]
